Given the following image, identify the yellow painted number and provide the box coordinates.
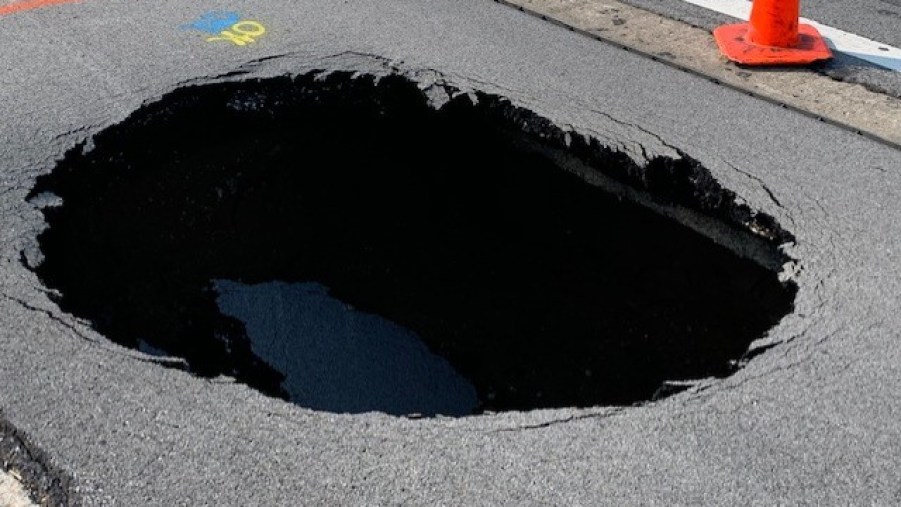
[206,21,267,46]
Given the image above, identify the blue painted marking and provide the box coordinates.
[182,11,241,35]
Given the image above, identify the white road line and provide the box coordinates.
[681,0,901,71]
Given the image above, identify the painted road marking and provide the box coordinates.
[183,11,267,46]
[0,0,79,17]
[182,11,241,34]
[205,21,266,46]
[681,0,901,72]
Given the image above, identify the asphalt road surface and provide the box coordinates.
[1,0,900,504]
[794,0,901,47]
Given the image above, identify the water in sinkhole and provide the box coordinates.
[214,280,478,416]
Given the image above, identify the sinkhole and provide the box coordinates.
[30,71,797,416]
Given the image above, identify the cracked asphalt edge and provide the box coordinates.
[1,415,78,506]
[9,53,792,426]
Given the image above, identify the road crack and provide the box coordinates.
[0,292,188,370]
[489,407,629,432]
[720,158,785,210]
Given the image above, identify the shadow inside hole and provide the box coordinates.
[31,72,796,415]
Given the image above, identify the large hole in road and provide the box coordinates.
[30,72,796,416]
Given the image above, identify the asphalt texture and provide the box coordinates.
[624,0,901,47]
[800,0,901,47]
[1,0,901,504]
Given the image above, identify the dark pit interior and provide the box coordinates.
[30,72,796,415]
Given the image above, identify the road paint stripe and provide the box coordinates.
[0,0,80,17]
[681,0,901,72]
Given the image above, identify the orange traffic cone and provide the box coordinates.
[714,0,832,65]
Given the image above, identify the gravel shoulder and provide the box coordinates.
[0,470,36,507]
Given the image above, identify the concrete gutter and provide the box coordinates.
[0,470,36,507]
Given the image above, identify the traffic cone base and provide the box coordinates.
[714,22,832,65]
